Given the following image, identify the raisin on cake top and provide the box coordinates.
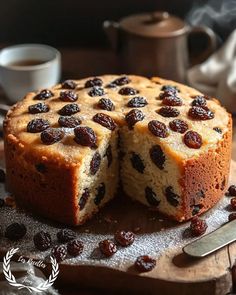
[4,75,230,163]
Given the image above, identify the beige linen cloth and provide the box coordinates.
[187,29,236,112]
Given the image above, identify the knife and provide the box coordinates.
[183,219,236,257]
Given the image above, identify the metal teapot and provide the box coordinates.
[104,11,217,82]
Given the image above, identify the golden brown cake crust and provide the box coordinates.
[180,117,232,221]
[4,132,80,225]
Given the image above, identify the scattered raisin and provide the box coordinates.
[145,187,160,206]
[190,216,207,236]
[79,188,90,210]
[191,96,207,107]
[165,186,179,207]
[97,98,115,111]
[112,76,130,86]
[114,230,135,247]
[161,85,179,93]
[85,77,103,88]
[158,106,180,117]
[148,120,168,138]
[93,113,116,131]
[74,126,97,147]
[61,80,77,89]
[58,116,81,128]
[28,102,49,114]
[130,152,145,173]
[51,245,67,262]
[125,109,144,129]
[162,96,182,106]
[67,239,84,257]
[135,255,156,272]
[33,231,52,251]
[105,145,112,167]
[231,197,236,210]
[5,223,27,241]
[34,89,53,100]
[57,229,76,243]
[228,213,236,222]
[94,183,106,205]
[213,127,222,134]
[118,87,138,95]
[88,86,105,97]
[228,185,236,196]
[149,145,165,170]
[188,106,214,120]
[58,103,80,116]
[127,96,148,108]
[99,239,117,257]
[0,169,5,182]
[169,119,188,134]
[90,152,101,175]
[183,131,202,149]
[59,90,78,102]
[27,118,50,133]
[41,128,64,145]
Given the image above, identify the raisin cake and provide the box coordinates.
[3,75,232,225]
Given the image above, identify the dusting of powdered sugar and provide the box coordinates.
[0,173,232,269]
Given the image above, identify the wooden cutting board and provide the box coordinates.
[0,143,236,295]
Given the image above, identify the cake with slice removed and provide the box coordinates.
[3,75,232,225]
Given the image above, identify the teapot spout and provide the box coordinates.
[103,21,119,51]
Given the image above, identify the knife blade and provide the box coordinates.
[183,219,236,257]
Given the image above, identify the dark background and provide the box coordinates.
[0,0,235,47]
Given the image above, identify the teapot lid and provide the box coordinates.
[119,11,187,37]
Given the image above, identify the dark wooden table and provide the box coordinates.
[0,47,235,295]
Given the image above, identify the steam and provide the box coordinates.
[186,0,236,41]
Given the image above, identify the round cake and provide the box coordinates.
[3,75,232,225]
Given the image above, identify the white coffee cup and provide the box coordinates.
[0,44,61,104]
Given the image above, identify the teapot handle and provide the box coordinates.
[103,21,120,52]
[188,26,218,67]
